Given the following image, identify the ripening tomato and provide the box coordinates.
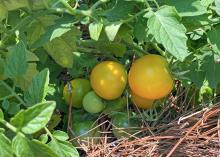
[90,61,127,100]
[63,79,91,108]
[131,92,154,109]
[128,54,173,100]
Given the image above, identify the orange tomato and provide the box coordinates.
[131,92,154,109]
[128,54,173,99]
[90,61,127,100]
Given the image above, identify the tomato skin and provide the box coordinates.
[131,92,154,109]
[83,91,105,113]
[63,79,91,108]
[90,61,127,100]
[128,54,173,99]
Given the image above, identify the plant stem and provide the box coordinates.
[1,120,26,137]
[1,120,18,133]
[59,0,91,16]
[152,0,160,9]
[123,41,149,55]
[151,43,166,56]
[90,0,109,10]
[0,94,14,101]
[44,127,53,138]
[0,81,26,106]
[122,8,149,23]
[145,1,151,8]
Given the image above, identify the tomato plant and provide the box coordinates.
[0,0,220,156]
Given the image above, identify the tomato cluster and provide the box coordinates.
[63,54,173,111]
[63,54,174,141]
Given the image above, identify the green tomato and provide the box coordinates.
[111,112,139,139]
[0,4,7,21]
[72,121,100,146]
[63,79,92,108]
[83,91,105,114]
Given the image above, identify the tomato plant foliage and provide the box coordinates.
[0,0,220,156]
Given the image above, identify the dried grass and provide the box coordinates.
[72,105,220,157]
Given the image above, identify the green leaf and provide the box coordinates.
[2,0,29,10]
[0,83,11,99]
[16,63,39,91]
[134,18,148,43]
[31,15,76,48]
[48,138,79,157]
[39,134,49,144]
[30,140,59,157]
[103,97,126,114]
[105,22,122,41]
[165,0,207,16]
[12,134,59,157]
[12,134,34,157]
[0,133,13,157]
[201,0,214,8]
[52,130,69,141]
[147,6,188,61]
[182,14,210,31]
[0,57,6,80]
[214,0,220,15]
[7,102,21,115]
[99,43,126,57]
[30,0,52,10]
[27,15,59,46]
[10,101,56,134]
[207,28,220,55]
[5,41,28,78]
[103,0,135,22]
[68,53,98,78]
[202,55,220,88]
[27,51,40,62]
[0,3,8,21]
[186,62,205,87]
[0,109,3,122]
[89,22,103,41]
[44,28,81,68]
[24,68,49,107]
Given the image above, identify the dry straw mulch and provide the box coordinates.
[78,105,220,157]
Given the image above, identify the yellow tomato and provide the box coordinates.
[63,79,91,108]
[128,54,173,99]
[131,92,154,109]
[90,61,127,100]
